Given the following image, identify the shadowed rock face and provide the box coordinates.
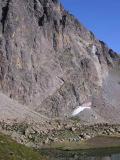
[0,0,119,121]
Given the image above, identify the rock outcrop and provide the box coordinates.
[0,0,120,123]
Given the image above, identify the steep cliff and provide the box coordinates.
[0,0,120,123]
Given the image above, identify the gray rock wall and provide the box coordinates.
[0,0,119,119]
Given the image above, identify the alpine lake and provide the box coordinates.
[39,136,120,160]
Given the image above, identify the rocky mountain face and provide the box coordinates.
[0,0,120,123]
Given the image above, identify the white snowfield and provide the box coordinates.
[72,102,92,116]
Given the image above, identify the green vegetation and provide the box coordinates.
[0,133,47,160]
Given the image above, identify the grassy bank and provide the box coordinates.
[0,133,47,160]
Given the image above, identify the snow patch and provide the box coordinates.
[72,102,92,116]
[92,45,97,54]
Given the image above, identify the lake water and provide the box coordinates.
[40,147,120,160]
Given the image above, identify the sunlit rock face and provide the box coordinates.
[0,0,119,120]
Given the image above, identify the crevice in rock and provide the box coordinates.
[5,40,9,60]
[54,20,59,33]
[0,50,6,81]
[81,58,89,69]
[34,73,38,82]
[52,0,59,4]
[60,15,66,29]
[53,33,57,50]
[1,0,11,33]
[38,15,44,26]
[43,6,50,20]
[57,76,65,83]
[71,84,80,104]
[34,0,37,11]
[105,57,113,67]
[95,51,101,64]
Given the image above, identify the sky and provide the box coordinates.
[60,0,120,53]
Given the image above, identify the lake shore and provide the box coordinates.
[1,121,120,150]
[42,135,120,151]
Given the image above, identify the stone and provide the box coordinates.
[69,138,73,142]
[48,137,54,142]
[79,133,85,139]
[70,127,76,132]
[28,134,33,139]
[53,138,58,142]
[20,135,27,143]
[109,128,115,133]
[25,128,35,137]
[84,134,91,140]
[79,133,91,140]
[115,127,120,133]
[102,131,107,135]
[43,138,49,144]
